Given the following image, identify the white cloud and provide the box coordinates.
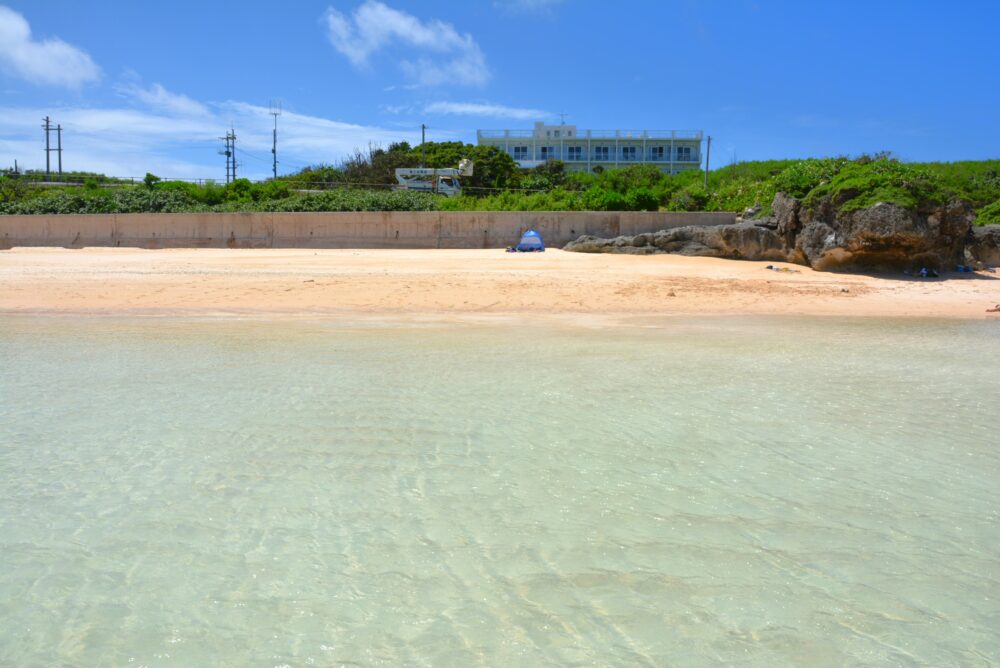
[382,84,420,92]
[117,82,210,117]
[219,100,421,159]
[424,101,551,120]
[0,6,100,88]
[380,103,414,115]
[323,1,489,87]
[0,99,425,180]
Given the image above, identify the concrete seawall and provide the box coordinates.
[0,211,735,249]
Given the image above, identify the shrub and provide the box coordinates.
[224,178,255,202]
[771,158,848,198]
[705,176,776,214]
[0,175,28,203]
[625,187,658,211]
[805,159,945,212]
[266,189,439,212]
[975,199,1000,226]
[582,187,627,211]
[667,183,708,211]
[602,164,666,194]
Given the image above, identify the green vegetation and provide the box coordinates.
[0,180,438,214]
[975,199,1000,225]
[804,160,945,212]
[2,146,998,224]
[283,141,520,192]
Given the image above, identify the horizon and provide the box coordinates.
[2,1,998,180]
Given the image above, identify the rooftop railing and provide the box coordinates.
[478,129,703,141]
[478,129,536,139]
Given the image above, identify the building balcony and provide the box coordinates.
[526,155,701,163]
[511,147,702,165]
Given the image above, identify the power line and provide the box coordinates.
[236,147,270,163]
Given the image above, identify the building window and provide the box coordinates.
[594,146,609,161]
[649,146,665,161]
[540,146,556,160]
[546,131,551,138]
[513,146,529,160]
[567,146,582,161]
[554,130,560,138]
[676,146,693,161]
[622,146,637,161]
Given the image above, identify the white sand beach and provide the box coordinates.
[1,247,998,320]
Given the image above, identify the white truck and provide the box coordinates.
[394,158,473,197]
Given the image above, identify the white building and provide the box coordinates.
[477,122,704,174]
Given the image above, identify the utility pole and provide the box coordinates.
[229,129,237,182]
[42,116,52,178]
[219,129,236,183]
[704,135,712,190]
[270,100,281,180]
[420,123,426,167]
[56,124,63,175]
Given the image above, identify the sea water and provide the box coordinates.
[0,316,997,666]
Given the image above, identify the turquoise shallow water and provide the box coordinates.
[1,315,998,666]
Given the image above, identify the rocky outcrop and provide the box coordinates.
[565,224,791,261]
[797,200,972,271]
[772,192,802,247]
[565,193,979,273]
[966,225,1000,266]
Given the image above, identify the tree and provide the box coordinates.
[520,160,567,191]
[386,141,519,194]
[464,145,519,192]
[340,142,418,186]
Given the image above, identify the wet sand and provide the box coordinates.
[1,247,998,320]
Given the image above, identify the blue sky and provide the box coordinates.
[1,0,997,180]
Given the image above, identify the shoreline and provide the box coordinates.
[2,247,998,322]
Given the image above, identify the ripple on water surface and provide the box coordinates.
[0,316,998,666]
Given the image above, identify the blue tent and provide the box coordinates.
[515,229,545,252]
